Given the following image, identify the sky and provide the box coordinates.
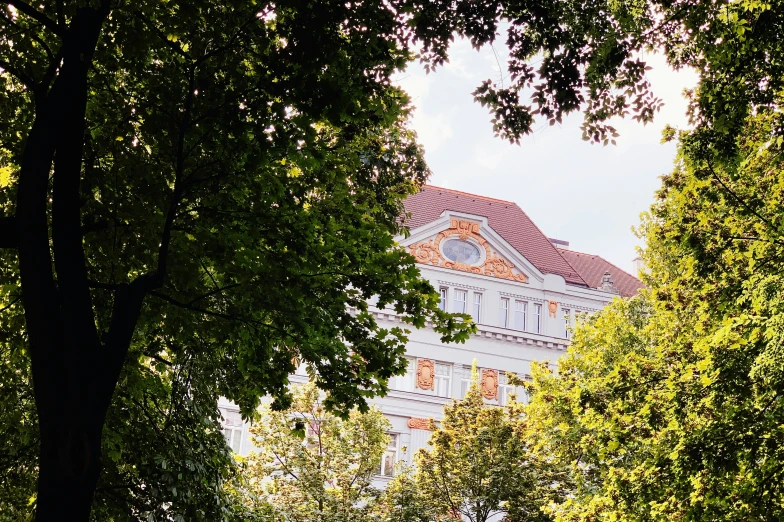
[395,38,699,276]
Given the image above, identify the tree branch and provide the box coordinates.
[0,295,20,313]
[150,290,233,320]
[194,11,260,66]
[6,0,64,37]
[132,9,190,60]
[0,10,56,64]
[0,57,37,91]
[709,162,782,243]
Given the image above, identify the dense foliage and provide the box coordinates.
[0,0,682,519]
[527,112,784,521]
[414,365,561,522]
[242,383,391,522]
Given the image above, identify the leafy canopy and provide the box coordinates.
[415,364,560,522]
[0,0,693,518]
[527,112,784,521]
[242,383,391,522]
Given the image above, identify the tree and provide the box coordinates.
[370,463,435,522]
[650,0,784,159]
[0,315,246,522]
[415,365,559,522]
[242,382,390,522]
[0,0,671,519]
[526,113,784,521]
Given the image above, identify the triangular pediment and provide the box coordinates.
[403,217,530,284]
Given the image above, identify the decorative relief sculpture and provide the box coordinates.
[548,301,558,318]
[480,369,498,400]
[407,219,527,283]
[407,417,433,430]
[416,358,435,391]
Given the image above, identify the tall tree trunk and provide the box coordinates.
[15,6,116,521]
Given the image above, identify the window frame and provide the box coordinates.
[532,303,542,334]
[453,289,467,315]
[460,365,472,398]
[433,362,453,398]
[221,409,245,454]
[497,372,516,406]
[438,287,449,312]
[499,297,509,328]
[514,300,528,331]
[390,357,416,392]
[472,292,482,324]
[378,433,399,477]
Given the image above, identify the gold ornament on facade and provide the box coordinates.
[407,219,527,283]
[547,300,558,318]
[480,369,499,400]
[416,358,435,391]
[407,417,433,430]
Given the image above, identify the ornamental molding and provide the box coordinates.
[480,369,499,400]
[407,417,433,430]
[408,219,527,283]
[437,280,486,292]
[571,305,600,313]
[499,292,545,303]
[416,359,435,391]
[368,310,569,351]
[547,300,558,318]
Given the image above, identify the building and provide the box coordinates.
[219,185,642,482]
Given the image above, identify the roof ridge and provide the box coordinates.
[561,248,641,282]
[423,184,515,205]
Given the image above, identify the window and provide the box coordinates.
[434,363,452,398]
[378,434,399,477]
[222,410,244,453]
[439,287,448,312]
[514,300,527,331]
[532,303,542,334]
[499,298,509,328]
[563,309,571,339]
[390,357,415,392]
[460,365,472,398]
[472,293,482,323]
[453,289,467,314]
[442,239,482,264]
[498,372,515,406]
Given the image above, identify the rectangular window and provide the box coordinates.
[499,298,509,328]
[563,309,571,339]
[514,300,527,331]
[498,372,514,406]
[222,410,244,453]
[439,287,448,312]
[453,289,467,314]
[472,293,482,323]
[378,434,399,476]
[434,363,452,398]
[460,365,472,398]
[532,303,542,334]
[390,357,416,392]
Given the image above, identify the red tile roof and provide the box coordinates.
[403,185,588,285]
[557,249,643,298]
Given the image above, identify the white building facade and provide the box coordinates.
[219,185,641,485]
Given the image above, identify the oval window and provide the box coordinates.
[442,239,481,264]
